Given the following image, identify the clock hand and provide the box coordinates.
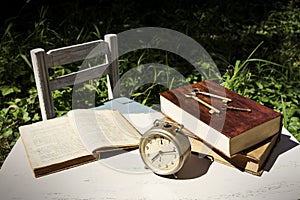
[151,151,161,162]
[160,150,176,155]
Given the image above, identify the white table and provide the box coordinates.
[1,98,300,200]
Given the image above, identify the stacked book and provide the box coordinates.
[160,80,282,176]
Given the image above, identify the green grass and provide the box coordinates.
[0,0,299,166]
[221,43,300,140]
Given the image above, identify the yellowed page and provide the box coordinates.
[19,117,91,170]
[68,109,141,153]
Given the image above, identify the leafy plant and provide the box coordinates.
[222,44,300,140]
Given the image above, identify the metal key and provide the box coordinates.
[221,104,252,112]
[185,93,220,114]
[192,88,232,103]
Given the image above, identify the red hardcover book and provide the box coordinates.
[160,80,282,157]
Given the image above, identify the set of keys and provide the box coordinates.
[185,88,252,114]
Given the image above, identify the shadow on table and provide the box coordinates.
[162,133,299,179]
[161,153,213,180]
[94,147,139,160]
[264,134,299,172]
[95,133,299,178]
[97,148,213,179]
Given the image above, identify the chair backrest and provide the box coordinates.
[31,34,120,120]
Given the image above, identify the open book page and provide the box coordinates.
[122,112,165,134]
[19,117,91,170]
[68,109,142,153]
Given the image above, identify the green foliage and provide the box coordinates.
[222,45,300,140]
[0,88,40,152]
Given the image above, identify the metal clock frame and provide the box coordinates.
[139,119,191,176]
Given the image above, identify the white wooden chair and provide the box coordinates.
[30,34,120,120]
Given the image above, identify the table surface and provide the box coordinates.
[1,97,299,200]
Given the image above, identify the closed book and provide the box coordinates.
[189,132,280,176]
[160,80,282,157]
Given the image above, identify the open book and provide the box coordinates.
[19,109,141,178]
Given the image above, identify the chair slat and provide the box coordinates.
[46,40,109,67]
[49,63,110,90]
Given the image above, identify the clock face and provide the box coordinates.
[140,133,181,174]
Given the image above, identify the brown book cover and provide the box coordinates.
[160,80,282,157]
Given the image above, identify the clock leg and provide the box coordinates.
[172,173,178,179]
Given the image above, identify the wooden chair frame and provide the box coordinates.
[31,34,120,120]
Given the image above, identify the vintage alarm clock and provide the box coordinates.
[139,119,191,176]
